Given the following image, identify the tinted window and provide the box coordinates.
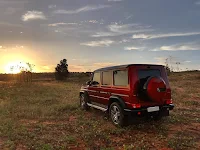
[138,69,161,80]
[102,71,112,85]
[114,70,128,86]
[93,72,100,84]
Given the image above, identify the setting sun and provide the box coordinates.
[5,62,30,74]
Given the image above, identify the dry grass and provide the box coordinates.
[0,72,200,150]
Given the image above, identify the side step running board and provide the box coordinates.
[87,103,107,111]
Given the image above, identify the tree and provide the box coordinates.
[55,59,69,80]
[26,62,35,72]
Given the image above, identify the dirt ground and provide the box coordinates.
[0,72,199,150]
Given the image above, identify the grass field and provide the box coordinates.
[0,72,200,150]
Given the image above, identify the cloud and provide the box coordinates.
[80,39,115,47]
[22,11,47,21]
[151,43,200,51]
[125,15,133,20]
[184,61,191,63]
[48,5,56,9]
[88,20,98,24]
[48,22,78,27]
[108,23,135,33]
[132,32,200,40]
[124,46,144,51]
[119,39,130,43]
[108,23,152,34]
[80,19,104,24]
[92,32,117,37]
[92,23,152,37]
[54,5,111,14]
[160,45,199,51]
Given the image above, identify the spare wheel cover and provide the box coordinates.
[143,76,167,103]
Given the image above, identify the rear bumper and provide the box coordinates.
[124,104,174,114]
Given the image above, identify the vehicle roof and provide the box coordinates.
[94,64,164,72]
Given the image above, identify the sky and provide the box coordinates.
[0,0,200,73]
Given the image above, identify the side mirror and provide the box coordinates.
[86,81,91,85]
[91,81,99,85]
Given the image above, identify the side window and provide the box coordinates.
[114,70,128,86]
[102,71,112,85]
[92,72,100,84]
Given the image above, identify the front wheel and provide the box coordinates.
[80,94,89,110]
[109,102,125,127]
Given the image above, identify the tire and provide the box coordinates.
[109,102,125,127]
[80,93,90,110]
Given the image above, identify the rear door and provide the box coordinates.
[135,65,165,106]
[111,69,130,105]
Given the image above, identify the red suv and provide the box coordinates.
[80,64,174,126]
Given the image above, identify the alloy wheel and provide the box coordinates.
[110,105,121,125]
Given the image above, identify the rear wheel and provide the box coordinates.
[109,102,125,127]
[80,94,90,110]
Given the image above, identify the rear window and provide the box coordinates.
[114,70,128,86]
[138,69,161,80]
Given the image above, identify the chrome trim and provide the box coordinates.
[99,91,108,94]
[88,90,97,92]
[89,95,109,100]
[124,109,132,112]
[111,93,129,97]
[87,103,107,111]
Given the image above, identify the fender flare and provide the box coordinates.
[80,90,88,97]
[108,95,126,109]
[80,91,90,103]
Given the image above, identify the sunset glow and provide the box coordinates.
[4,62,30,74]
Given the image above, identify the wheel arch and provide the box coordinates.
[108,96,126,110]
[80,91,91,103]
[80,91,84,97]
[80,91,89,97]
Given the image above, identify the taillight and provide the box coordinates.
[131,103,141,108]
[165,99,173,104]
